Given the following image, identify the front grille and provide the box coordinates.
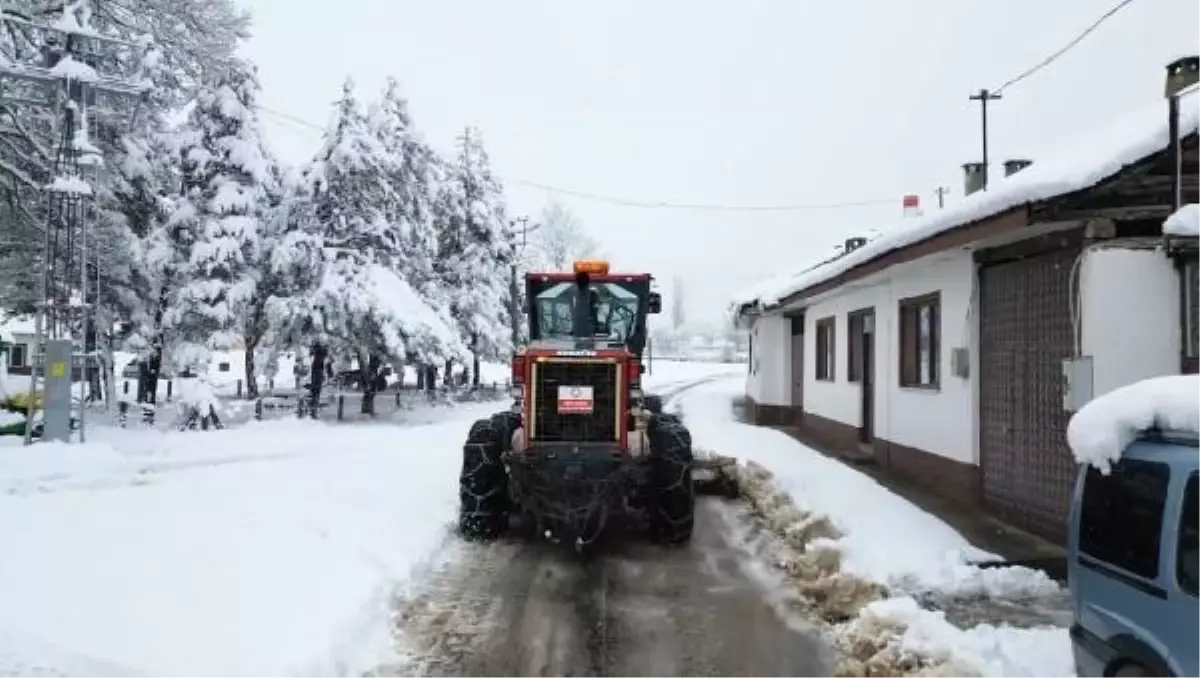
[532,361,619,442]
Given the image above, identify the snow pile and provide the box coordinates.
[45,174,93,196]
[678,377,1068,676]
[836,597,1074,677]
[1067,374,1200,473]
[734,90,1199,311]
[48,55,99,82]
[1164,203,1199,237]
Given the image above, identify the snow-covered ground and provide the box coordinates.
[677,377,1074,677]
[0,359,740,676]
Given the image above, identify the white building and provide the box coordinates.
[734,93,1199,542]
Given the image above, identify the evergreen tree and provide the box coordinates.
[104,132,182,403]
[432,127,512,385]
[162,61,269,375]
[303,79,463,414]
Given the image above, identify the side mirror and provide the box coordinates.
[647,292,662,314]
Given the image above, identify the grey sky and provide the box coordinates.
[240,0,1198,327]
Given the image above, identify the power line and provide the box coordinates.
[991,0,1136,94]
[505,178,895,212]
[257,104,325,131]
[253,104,898,213]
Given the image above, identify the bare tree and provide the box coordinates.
[530,201,600,271]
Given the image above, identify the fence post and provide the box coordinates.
[254,398,263,421]
[123,381,129,395]
[337,394,345,421]
[395,390,401,406]
[118,401,128,428]
[166,380,173,401]
[236,379,242,398]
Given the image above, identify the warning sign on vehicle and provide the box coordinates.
[557,385,594,414]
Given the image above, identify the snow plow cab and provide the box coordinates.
[458,260,705,550]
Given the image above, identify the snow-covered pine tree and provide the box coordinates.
[103,132,182,404]
[432,127,512,386]
[304,78,464,414]
[162,60,268,379]
[368,77,451,381]
[251,165,324,398]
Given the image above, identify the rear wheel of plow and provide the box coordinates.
[648,414,695,546]
[458,416,511,540]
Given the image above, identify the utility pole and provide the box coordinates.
[934,186,950,209]
[507,216,539,351]
[0,3,148,444]
[968,89,1002,191]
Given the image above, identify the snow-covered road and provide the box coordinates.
[0,360,743,676]
[0,364,1075,677]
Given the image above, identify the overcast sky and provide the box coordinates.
[239,0,1198,327]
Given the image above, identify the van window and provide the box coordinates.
[1079,459,1170,580]
[1179,474,1198,597]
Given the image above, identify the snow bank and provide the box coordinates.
[679,378,1057,598]
[1164,203,1199,237]
[0,402,502,675]
[678,377,1069,676]
[837,597,1074,677]
[1067,374,1200,473]
[734,90,1199,311]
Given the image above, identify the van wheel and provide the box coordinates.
[1112,661,1151,677]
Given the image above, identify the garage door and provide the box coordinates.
[979,245,1079,543]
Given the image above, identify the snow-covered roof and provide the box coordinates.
[1164,203,1199,237]
[733,91,1200,314]
[1067,374,1200,473]
[0,316,36,343]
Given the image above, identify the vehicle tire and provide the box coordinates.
[459,415,511,540]
[647,413,695,545]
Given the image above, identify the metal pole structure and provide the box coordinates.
[3,3,149,445]
[78,179,88,443]
[23,84,63,446]
[969,89,1002,191]
[934,186,950,209]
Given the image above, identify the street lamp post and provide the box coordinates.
[1165,56,1199,211]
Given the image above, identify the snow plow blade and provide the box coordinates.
[691,453,739,498]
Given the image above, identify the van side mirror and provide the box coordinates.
[647,292,662,314]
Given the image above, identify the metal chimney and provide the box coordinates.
[962,162,986,196]
[1004,159,1033,177]
[844,236,868,253]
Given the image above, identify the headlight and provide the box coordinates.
[630,388,643,401]
[510,385,524,399]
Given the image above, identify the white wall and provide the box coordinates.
[1080,246,1181,397]
[797,248,978,464]
[745,314,791,406]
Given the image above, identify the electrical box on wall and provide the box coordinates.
[950,347,970,378]
[1062,356,1094,412]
